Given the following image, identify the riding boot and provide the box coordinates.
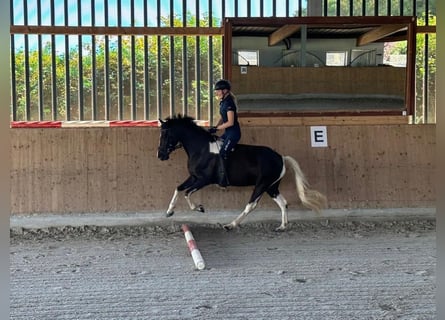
[217,156,230,187]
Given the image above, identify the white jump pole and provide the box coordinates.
[181,224,206,270]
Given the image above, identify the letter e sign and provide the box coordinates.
[310,126,328,147]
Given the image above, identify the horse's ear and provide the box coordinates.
[159,118,165,124]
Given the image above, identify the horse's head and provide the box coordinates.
[157,118,183,160]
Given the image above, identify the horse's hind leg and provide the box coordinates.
[185,188,205,213]
[223,199,260,230]
[272,193,289,231]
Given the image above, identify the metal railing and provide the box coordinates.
[10,0,436,124]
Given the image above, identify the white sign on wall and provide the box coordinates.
[310,126,328,147]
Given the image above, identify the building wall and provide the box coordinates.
[10,124,435,214]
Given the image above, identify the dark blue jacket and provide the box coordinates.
[219,94,241,141]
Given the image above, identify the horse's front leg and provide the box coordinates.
[165,189,180,217]
[165,176,195,217]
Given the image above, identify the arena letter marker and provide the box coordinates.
[181,224,206,270]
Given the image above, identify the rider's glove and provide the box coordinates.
[208,126,218,134]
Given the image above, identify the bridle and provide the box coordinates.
[161,128,183,155]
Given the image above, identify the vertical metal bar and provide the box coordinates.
[10,36,17,120]
[117,0,123,120]
[195,0,201,119]
[77,1,84,120]
[336,0,340,16]
[51,0,57,120]
[286,0,289,17]
[362,0,366,16]
[169,0,175,116]
[272,0,276,17]
[104,0,110,120]
[387,0,391,15]
[10,3,17,120]
[23,0,31,120]
[350,0,354,16]
[300,25,306,66]
[423,0,430,122]
[423,34,429,123]
[64,0,70,120]
[144,0,150,119]
[37,0,44,120]
[247,0,251,17]
[131,0,137,119]
[156,1,163,118]
[412,0,416,16]
[298,0,302,16]
[260,0,263,17]
[374,0,379,16]
[222,0,226,19]
[91,0,97,120]
[405,19,416,118]
[235,0,238,17]
[182,0,188,115]
[208,0,214,123]
[323,0,328,16]
[400,0,404,16]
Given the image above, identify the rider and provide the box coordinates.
[209,79,242,187]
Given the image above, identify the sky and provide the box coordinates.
[11,0,305,51]
[12,0,302,26]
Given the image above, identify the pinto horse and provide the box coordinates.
[157,114,327,231]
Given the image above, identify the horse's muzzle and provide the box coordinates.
[157,149,170,161]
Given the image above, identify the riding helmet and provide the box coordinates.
[214,79,231,91]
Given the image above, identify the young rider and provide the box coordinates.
[209,79,242,187]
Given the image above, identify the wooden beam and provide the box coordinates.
[268,24,301,46]
[357,24,407,46]
[10,25,223,36]
[416,25,436,34]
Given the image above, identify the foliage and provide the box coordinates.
[12,13,223,121]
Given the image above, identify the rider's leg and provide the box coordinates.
[217,139,232,187]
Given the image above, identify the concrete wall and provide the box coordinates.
[10,124,435,215]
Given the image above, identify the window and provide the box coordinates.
[326,51,348,66]
[237,50,259,66]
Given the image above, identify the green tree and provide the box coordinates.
[13,13,223,121]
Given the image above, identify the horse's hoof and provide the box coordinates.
[274,226,286,232]
[196,205,205,213]
[165,211,175,217]
[223,224,234,231]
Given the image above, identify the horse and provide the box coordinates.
[157,114,327,231]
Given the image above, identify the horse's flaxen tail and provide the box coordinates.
[283,156,327,213]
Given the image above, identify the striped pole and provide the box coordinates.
[181,224,205,270]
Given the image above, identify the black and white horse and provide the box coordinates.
[157,114,327,231]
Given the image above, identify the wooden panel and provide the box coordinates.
[232,66,406,96]
[10,125,435,214]
[239,116,410,126]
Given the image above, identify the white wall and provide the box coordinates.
[233,36,384,67]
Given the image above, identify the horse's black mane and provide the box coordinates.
[163,114,212,137]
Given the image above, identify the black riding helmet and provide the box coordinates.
[214,79,231,91]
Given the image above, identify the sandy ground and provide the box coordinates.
[10,218,435,320]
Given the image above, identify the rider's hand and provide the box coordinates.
[208,126,218,134]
